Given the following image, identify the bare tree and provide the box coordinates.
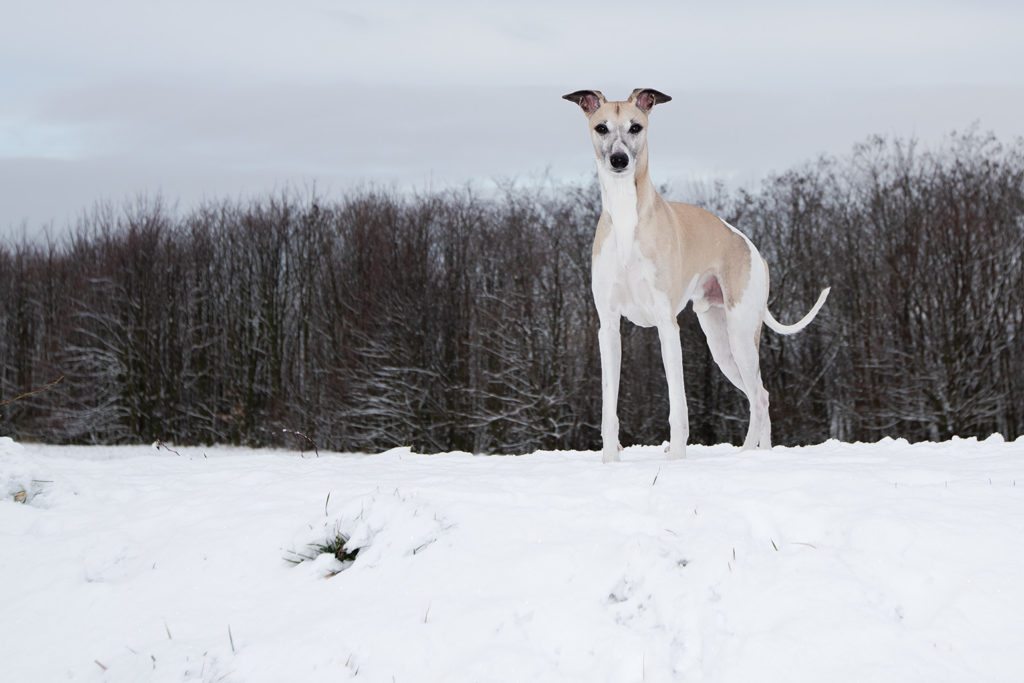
[1,130,1022,449]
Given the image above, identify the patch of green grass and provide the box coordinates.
[285,532,359,571]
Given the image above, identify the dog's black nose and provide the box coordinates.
[609,153,629,169]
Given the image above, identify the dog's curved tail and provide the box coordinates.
[763,287,831,335]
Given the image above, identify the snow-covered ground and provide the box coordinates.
[2,435,1023,682]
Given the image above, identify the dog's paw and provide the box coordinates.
[602,449,621,464]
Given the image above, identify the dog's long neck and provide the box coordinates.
[597,152,656,265]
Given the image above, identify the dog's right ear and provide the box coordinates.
[562,90,606,116]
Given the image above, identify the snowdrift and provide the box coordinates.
[2,436,1023,682]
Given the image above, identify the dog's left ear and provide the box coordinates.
[629,88,672,113]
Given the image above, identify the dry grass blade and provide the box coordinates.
[282,428,320,457]
[154,440,182,457]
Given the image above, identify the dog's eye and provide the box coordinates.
[629,123,643,135]
[594,124,609,135]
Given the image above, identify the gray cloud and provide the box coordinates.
[3,1,1023,236]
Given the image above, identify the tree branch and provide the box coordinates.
[0,375,65,406]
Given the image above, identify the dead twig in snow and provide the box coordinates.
[154,440,182,457]
[282,428,320,457]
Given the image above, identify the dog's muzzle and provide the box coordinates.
[609,152,629,170]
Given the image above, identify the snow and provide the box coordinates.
[2,435,1023,682]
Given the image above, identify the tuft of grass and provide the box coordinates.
[11,479,54,504]
[285,532,360,574]
[320,533,359,564]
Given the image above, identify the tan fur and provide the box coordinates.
[566,88,830,460]
[589,98,751,312]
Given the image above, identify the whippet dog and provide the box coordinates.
[563,88,830,462]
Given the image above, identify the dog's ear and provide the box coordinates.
[562,89,606,116]
[629,88,672,113]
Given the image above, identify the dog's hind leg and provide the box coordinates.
[696,307,744,392]
[699,305,770,448]
[725,309,771,449]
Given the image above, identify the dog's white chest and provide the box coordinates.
[593,231,668,328]
[593,171,670,327]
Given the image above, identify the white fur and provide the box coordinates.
[593,166,689,462]
[597,165,638,268]
[592,181,828,460]
[572,92,829,463]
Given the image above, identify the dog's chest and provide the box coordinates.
[592,175,673,327]
[592,221,669,328]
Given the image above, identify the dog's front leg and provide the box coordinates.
[657,318,688,459]
[597,314,622,463]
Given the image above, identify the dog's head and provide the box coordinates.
[562,88,671,175]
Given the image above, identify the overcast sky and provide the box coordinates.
[3,0,1023,238]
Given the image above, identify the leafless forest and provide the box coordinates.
[1,129,1022,452]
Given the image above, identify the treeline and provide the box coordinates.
[1,128,1022,451]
